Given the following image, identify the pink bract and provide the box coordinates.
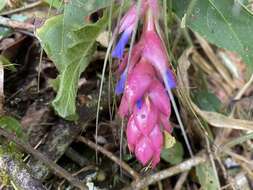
[113,0,176,168]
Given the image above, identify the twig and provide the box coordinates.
[77,136,140,180]
[204,135,221,188]
[65,147,89,167]
[166,87,194,157]
[0,127,88,190]
[234,73,253,100]
[122,155,207,190]
[174,171,189,190]
[0,16,34,30]
[215,74,253,146]
[0,0,44,16]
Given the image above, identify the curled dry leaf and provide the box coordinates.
[177,48,253,131]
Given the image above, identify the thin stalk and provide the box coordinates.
[95,0,125,164]
[161,0,194,157]
[118,0,142,175]
[163,0,169,45]
[108,0,114,122]
[120,119,124,176]
[164,79,194,157]
[0,0,43,16]
[205,135,221,189]
[125,0,142,73]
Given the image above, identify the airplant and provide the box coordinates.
[111,0,192,167]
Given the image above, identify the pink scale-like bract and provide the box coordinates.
[113,0,176,167]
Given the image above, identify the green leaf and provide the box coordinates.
[0,27,12,40]
[173,0,253,71]
[37,12,110,120]
[196,162,219,190]
[161,141,184,165]
[164,131,176,149]
[0,55,16,72]
[0,116,23,138]
[11,14,28,22]
[192,91,221,112]
[64,0,113,30]
[0,0,6,12]
[44,0,63,9]
[36,0,114,120]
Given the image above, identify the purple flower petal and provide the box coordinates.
[115,72,127,95]
[136,99,142,109]
[112,29,131,59]
[166,70,176,89]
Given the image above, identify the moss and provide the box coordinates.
[0,144,23,188]
[0,170,10,187]
[0,143,23,160]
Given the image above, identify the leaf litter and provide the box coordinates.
[0,0,252,189]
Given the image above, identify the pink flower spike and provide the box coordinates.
[149,126,163,168]
[124,59,155,109]
[148,80,171,116]
[142,26,176,88]
[147,0,159,18]
[133,97,158,135]
[142,31,167,73]
[118,94,129,118]
[118,4,137,33]
[149,125,163,150]
[151,149,161,168]
[117,42,144,75]
[160,114,173,133]
[135,137,154,166]
[126,115,141,152]
[119,2,148,34]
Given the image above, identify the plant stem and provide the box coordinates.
[0,0,43,16]
[164,77,194,157]
[123,154,207,190]
[77,136,140,180]
[0,16,33,30]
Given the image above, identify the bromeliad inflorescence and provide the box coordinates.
[112,0,176,168]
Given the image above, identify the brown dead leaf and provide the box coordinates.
[21,103,50,146]
[177,48,253,131]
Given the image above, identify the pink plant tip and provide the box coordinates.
[113,0,176,168]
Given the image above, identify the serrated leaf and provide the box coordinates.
[161,141,183,165]
[0,116,23,138]
[37,12,110,119]
[173,0,253,71]
[196,162,219,190]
